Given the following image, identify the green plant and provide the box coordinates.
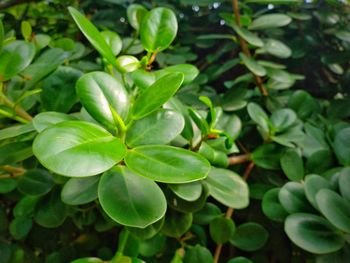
[0,0,350,262]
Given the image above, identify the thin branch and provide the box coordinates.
[228,153,251,166]
[232,0,268,96]
[1,94,33,121]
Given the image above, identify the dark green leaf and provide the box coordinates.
[280,149,304,181]
[333,127,350,165]
[279,182,314,214]
[249,14,292,30]
[162,209,192,238]
[304,174,332,209]
[18,169,54,196]
[239,53,266,76]
[0,142,32,165]
[230,223,269,251]
[61,176,99,205]
[262,188,288,222]
[9,217,32,240]
[210,217,235,244]
[183,245,213,263]
[232,23,263,47]
[339,168,350,202]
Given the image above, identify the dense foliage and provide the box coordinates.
[0,0,350,262]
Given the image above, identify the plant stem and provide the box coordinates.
[0,93,33,121]
[231,0,268,96]
[228,153,251,165]
[147,50,158,70]
[213,160,255,263]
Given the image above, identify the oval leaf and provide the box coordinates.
[239,53,266,77]
[124,145,210,183]
[33,121,126,177]
[249,14,292,30]
[99,167,166,228]
[230,223,269,251]
[61,176,99,205]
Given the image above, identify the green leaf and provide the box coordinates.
[10,217,32,240]
[247,102,269,135]
[304,174,332,209]
[0,19,4,52]
[280,149,304,181]
[34,188,67,228]
[279,182,315,214]
[316,189,350,233]
[115,55,140,73]
[239,53,266,76]
[245,0,299,3]
[127,218,164,240]
[0,123,35,141]
[227,257,253,263]
[154,64,199,85]
[21,21,32,41]
[251,144,283,170]
[126,109,184,147]
[262,188,288,222]
[0,41,35,81]
[17,169,54,196]
[130,69,156,90]
[249,14,292,30]
[210,217,236,244]
[61,176,99,205]
[140,7,178,52]
[13,196,39,218]
[68,7,116,66]
[231,23,263,47]
[132,73,184,120]
[71,258,103,263]
[139,233,166,257]
[263,39,292,59]
[32,112,77,132]
[0,178,17,193]
[285,213,345,254]
[0,142,33,165]
[127,4,148,32]
[76,72,129,129]
[333,127,350,165]
[41,66,82,113]
[162,209,192,238]
[288,90,319,119]
[198,142,229,168]
[125,145,210,183]
[230,223,269,251]
[339,168,350,202]
[183,245,213,263]
[169,181,202,202]
[101,30,122,56]
[33,121,126,177]
[205,167,249,209]
[98,167,166,228]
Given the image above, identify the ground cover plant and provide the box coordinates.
[0,0,350,262]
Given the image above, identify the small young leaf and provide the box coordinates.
[239,53,266,77]
[249,14,292,30]
[100,30,122,56]
[127,4,148,32]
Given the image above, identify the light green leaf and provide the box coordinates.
[33,121,126,177]
[126,109,184,147]
[205,167,249,209]
[263,39,292,58]
[0,19,3,52]
[154,64,199,85]
[132,72,184,120]
[0,123,35,141]
[316,189,350,233]
[125,145,210,183]
[249,14,292,30]
[101,30,122,56]
[140,7,178,52]
[279,182,314,214]
[270,108,297,132]
[232,23,263,47]
[239,53,266,76]
[0,41,35,81]
[98,167,166,228]
[168,181,202,202]
[21,21,32,41]
[61,176,99,205]
[71,258,103,263]
[76,72,129,129]
[68,7,116,66]
[32,112,77,132]
[127,4,148,32]
[304,174,332,209]
[115,55,140,73]
[285,213,345,254]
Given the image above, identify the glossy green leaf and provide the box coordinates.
[13,196,39,218]
[270,108,297,132]
[239,53,266,76]
[32,112,77,132]
[127,4,148,32]
[0,142,33,165]
[230,223,269,251]
[232,23,263,47]
[205,167,249,209]
[130,69,156,90]
[34,188,67,228]
[33,121,126,177]
[193,203,221,225]
[68,7,116,66]
[76,72,129,128]
[126,109,184,147]
[339,168,350,202]
[198,142,229,168]
[227,257,253,263]
[249,14,292,30]
[0,123,35,141]
[61,176,99,205]
[115,55,140,73]
[169,181,202,202]
[262,188,288,222]
[279,182,314,214]
[132,73,184,120]
[280,149,304,181]
[99,167,166,228]
[304,174,332,209]
[125,145,210,183]
[263,39,292,59]
[140,7,178,52]
[101,30,122,56]
[334,127,350,165]
[316,189,350,233]
[154,64,199,85]
[127,218,164,240]
[285,213,345,254]
[183,245,213,263]
[0,41,35,81]
[17,169,54,196]
[162,209,192,238]
[71,258,103,263]
[247,102,269,134]
[41,66,82,113]
[10,217,32,240]
[210,217,236,244]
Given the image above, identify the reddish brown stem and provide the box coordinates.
[228,153,251,166]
